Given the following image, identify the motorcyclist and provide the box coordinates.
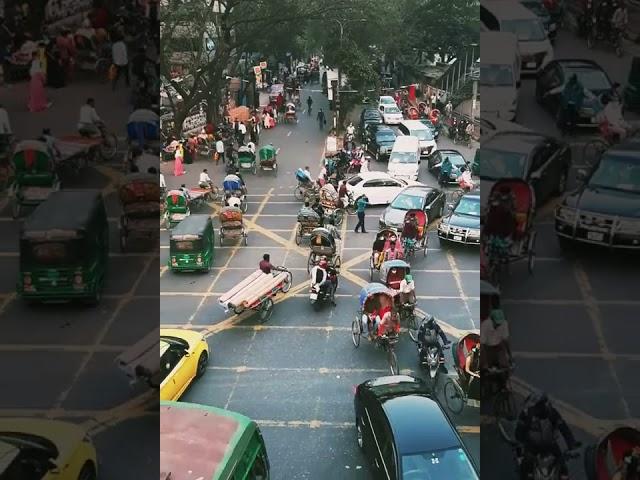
[458,165,474,191]
[78,98,105,138]
[310,257,338,305]
[515,393,581,479]
[560,74,585,134]
[438,155,457,184]
[417,316,451,373]
[199,168,214,189]
[599,93,638,141]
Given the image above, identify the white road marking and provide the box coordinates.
[287,131,292,137]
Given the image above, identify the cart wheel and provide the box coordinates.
[241,201,248,213]
[243,233,248,246]
[334,255,342,270]
[281,270,292,292]
[422,237,428,257]
[233,305,244,315]
[351,316,362,348]
[219,231,224,246]
[333,209,344,226]
[294,186,304,201]
[527,231,537,274]
[274,163,278,175]
[387,348,399,375]
[307,253,314,273]
[295,225,302,245]
[443,379,465,414]
[10,199,20,219]
[253,163,257,175]
[258,297,274,323]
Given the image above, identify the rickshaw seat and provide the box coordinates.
[19,173,54,186]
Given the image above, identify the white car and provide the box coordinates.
[378,95,396,108]
[346,171,423,205]
[379,104,404,124]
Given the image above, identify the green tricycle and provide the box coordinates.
[163,190,190,229]
[258,144,278,175]
[9,140,61,219]
[237,146,257,175]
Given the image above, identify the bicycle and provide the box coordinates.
[79,123,119,161]
[443,375,476,414]
[483,366,517,420]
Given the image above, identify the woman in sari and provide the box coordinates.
[28,56,49,112]
[173,142,185,176]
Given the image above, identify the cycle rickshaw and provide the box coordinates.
[295,208,322,245]
[118,173,160,251]
[584,427,640,480]
[351,283,401,375]
[401,209,428,259]
[219,206,247,246]
[284,103,297,124]
[258,144,278,175]
[237,146,257,175]
[443,331,481,414]
[163,190,190,228]
[222,175,248,213]
[484,179,537,286]
[307,227,342,272]
[369,229,404,281]
[319,184,345,226]
[380,259,420,339]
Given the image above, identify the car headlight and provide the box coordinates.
[556,206,576,222]
[618,218,640,234]
[468,229,480,237]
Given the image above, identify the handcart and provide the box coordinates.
[218,268,293,323]
[118,173,161,251]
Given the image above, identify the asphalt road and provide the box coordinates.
[0,74,159,477]
[481,28,640,479]
[160,84,480,478]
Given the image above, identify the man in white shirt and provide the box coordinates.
[215,138,225,165]
[399,274,416,305]
[238,121,247,144]
[199,168,213,189]
[160,173,166,189]
[111,36,129,90]
[78,98,104,136]
[601,95,637,140]
[0,105,12,134]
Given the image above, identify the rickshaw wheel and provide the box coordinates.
[295,225,302,245]
[333,209,344,226]
[233,305,244,315]
[219,231,224,246]
[334,255,342,270]
[422,237,428,257]
[281,270,292,293]
[258,297,274,323]
[294,186,304,201]
[351,317,361,347]
[307,253,315,273]
[252,163,257,175]
[443,379,465,414]
[241,201,248,213]
[243,233,248,246]
[387,348,398,375]
[408,313,421,343]
[527,232,536,274]
[10,199,20,219]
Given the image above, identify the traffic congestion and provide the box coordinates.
[480,0,640,478]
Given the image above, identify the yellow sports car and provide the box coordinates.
[0,418,97,480]
[159,328,209,401]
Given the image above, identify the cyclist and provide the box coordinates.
[78,98,105,138]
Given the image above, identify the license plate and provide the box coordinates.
[587,231,604,242]
[310,293,318,300]
[453,235,463,241]
[526,62,536,68]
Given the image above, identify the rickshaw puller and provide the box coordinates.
[464,345,481,396]
[398,274,416,306]
[417,316,450,373]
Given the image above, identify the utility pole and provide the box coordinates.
[335,19,344,134]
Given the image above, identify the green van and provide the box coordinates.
[161,401,270,480]
[17,190,108,304]
[169,214,214,272]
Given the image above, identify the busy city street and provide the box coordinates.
[0,2,160,475]
[159,79,481,477]
[481,25,640,479]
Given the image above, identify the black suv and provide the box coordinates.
[359,107,383,139]
[438,190,481,245]
[363,124,397,161]
[555,139,640,249]
[354,375,479,480]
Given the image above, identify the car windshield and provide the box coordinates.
[391,192,425,210]
[411,129,434,141]
[348,175,363,186]
[24,240,82,265]
[480,148,528,180]
[364,111,381,120]
[502,19,547,41]
[442,154,467,167]
[171,239,202,251]
[569,67,611,92]
[377,132,396,142]
[385,106,401,114]
[481,64,514,87]
[589,153,640,194]
[455,196,481,216]
[390,152,418,164]
[380,97,395,104]
[401,447,479,480]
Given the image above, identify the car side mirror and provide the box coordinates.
[445,204,454,215]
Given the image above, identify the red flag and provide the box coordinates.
[408,84,416,102]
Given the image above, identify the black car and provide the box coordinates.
[379,185,446,230]
[555,139,640,249]
[481,131,571,208]
[354,375,479,480]
[438,190,481,245]
[363,124,397,161]
[535,59,614,126]
[428,149,469,184]
[359,108,383,138]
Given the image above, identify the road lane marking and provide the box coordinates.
[574,262,632,418]
[446,252,475,329]
[0,293,16,315]
[253,419,479,434]
[224,329,258,410]
[52,254,155,410]
[287,131,292,137]
[513,351,640,361]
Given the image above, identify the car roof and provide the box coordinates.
[382,395,461,455]
[363,108,381,116]
[374,125,396,134]
[400,120,429,129]
[400,185,433,196]
[438,149,465,157]
[483,131,546,154]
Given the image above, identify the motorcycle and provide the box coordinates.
[419,340,450,389]
[309,271,338,310]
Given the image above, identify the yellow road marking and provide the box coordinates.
[574,262,632,418]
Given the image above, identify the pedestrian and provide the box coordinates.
[28,54,50,112]
[354,195,368,233]
[55,28,76,83]
[238,121,247,145]
[215,137,224,165]
[111,35,129,90]
[174,142,185,176]
[430,91,437,109]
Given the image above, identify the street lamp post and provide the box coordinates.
[334,19,344,133]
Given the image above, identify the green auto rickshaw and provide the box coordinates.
[163,189,190,229]
[169,214,215,272]
[18,190,109,304]
[237,146,257,175]
[10,140,61,219]
[258,144,278,175]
